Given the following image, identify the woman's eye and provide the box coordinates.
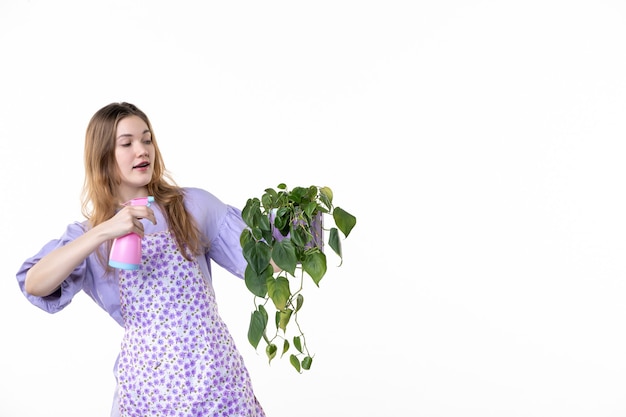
[120,143,131,147]
[143,139,153,144]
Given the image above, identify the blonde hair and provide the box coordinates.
[80,102,205,267]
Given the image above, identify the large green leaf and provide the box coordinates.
[242,240,271,274]
[328,227,342,259]
[267,276,290,311]
[248,308,267,349]
[257,212,271,233]
[262,187,279,209]
[244,264,271,298]
[303,250,327,286]
[333,207,356,237]
[272,239,297,275]
[302,201,318,217]
[241,198,261,228]
[278,308,293,332]
[290,186,307,204]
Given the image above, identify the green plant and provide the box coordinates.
[240,183,357,373]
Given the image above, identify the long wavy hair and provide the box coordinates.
[80,102,206,268]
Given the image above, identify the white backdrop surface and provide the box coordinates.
[2,1,626,416]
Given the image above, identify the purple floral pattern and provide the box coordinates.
[117,231,265,417]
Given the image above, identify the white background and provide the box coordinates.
[2,1,626,416]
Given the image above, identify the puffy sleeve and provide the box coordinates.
[208,205,248,278]
[183,187,248,279]
[15,221,89,314]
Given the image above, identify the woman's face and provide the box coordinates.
[114,115,155,201]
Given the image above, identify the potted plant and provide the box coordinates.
[240,183,357,373]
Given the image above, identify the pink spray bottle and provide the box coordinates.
[108,196,155,270]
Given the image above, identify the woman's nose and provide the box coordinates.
[135,142,149,156]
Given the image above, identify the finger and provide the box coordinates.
[137,211,156,225]
[131,206,156,223]
[142,207,157,224]
[134,220,145,237]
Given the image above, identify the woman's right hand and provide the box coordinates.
[97,204,157,240]
[24,205,157,297]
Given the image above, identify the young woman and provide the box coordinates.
[16,102,266,417]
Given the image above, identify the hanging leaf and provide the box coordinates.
[290,354,301,373]
[328,228,342,259]
[333,207,356,237]
[295,294,304,312]
[266,343,277,364]
[244,264,272,298]
[303,250,327,286]
[278,308,293,332]
[248,308,267,349]
[267,276,290,311]
[293,336,302,353]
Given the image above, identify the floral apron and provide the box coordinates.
[117,231,265,417]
